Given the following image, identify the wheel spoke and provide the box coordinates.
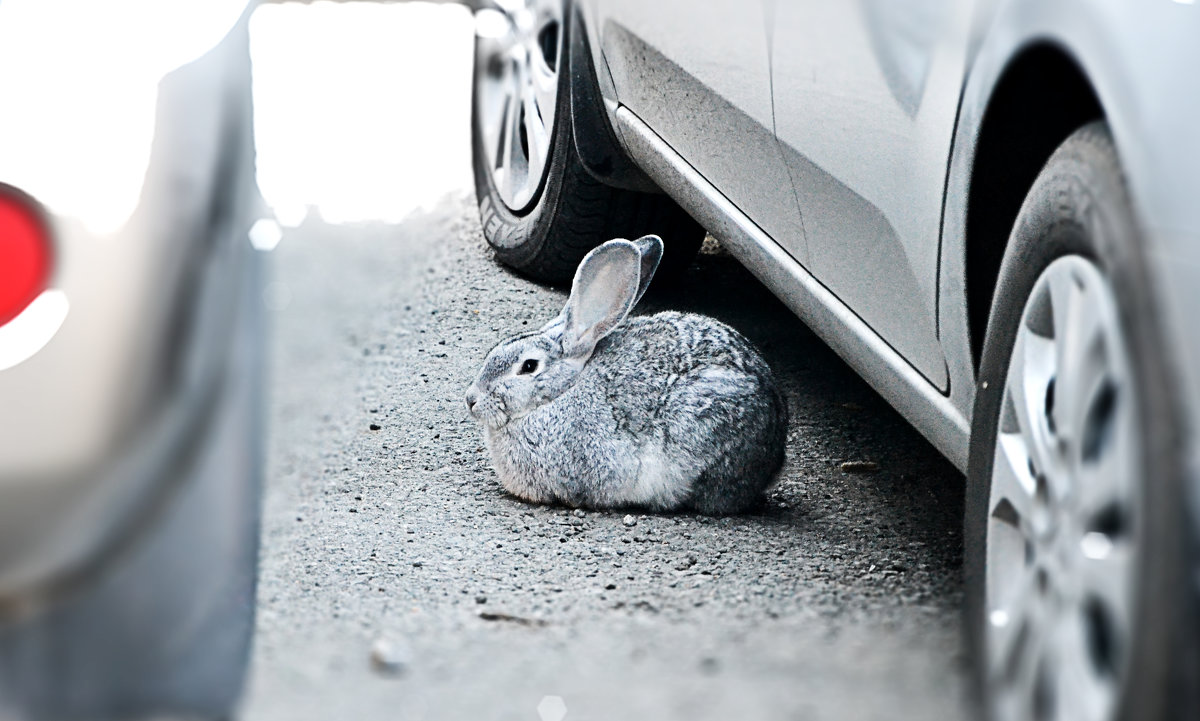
[475,0,560,210]
[993,596,1049,721]
[521,75,549,193]
[992,432,1038,535]
[1005,321,1058,479]
[988,560,1042,679]
[479,52,510,166]
[529,30,558,127]
[1049,269,1107,458]
[499,62,525,200]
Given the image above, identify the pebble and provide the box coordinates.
[840,460,879,474]
[369,638,409,677]
[573,509,586,518]
[622,515,637,527]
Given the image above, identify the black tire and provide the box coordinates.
[965,122,1199,721]
[470,1,704,285]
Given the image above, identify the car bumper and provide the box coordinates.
[0,2,262,609]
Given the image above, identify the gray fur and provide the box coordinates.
[465,237,788,515]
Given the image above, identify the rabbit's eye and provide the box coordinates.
[519,358,539,375]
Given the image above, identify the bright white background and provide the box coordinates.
[250,1,474,227]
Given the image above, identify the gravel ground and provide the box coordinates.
[241,193,972,720]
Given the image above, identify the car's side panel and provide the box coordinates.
[770,0,971,391]
[615,106,971,470]
[579,0,1200,494]
[594,0,809,265]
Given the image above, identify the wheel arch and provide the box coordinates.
[566,0,660,193]
[936,1,1152,429]
[963,42,1104,371]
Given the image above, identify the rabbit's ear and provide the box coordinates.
[631,235,664,307]
[560,240,642,358]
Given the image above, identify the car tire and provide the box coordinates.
[470,0,704,285]
[966,121,1200,721]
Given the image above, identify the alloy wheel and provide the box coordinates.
[474,0,563,212]
[985,255,1140,721]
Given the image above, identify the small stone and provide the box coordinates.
[537,696,568,721]
[369,423,381,431]
[573,509,586,518]
[840,460,879,474]
[622,515,637,527]
[475,595,487,604]
[369,638,409,677]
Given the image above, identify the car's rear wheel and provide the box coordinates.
[966,122,1199,721]
[471,0,704,284]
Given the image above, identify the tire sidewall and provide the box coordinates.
[966,122,1186,721]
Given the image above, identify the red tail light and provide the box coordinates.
[0,187,52,328]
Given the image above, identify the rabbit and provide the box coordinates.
[465,235,788,515]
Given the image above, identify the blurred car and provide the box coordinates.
[0,1,264,718]
[469,1,1200,720]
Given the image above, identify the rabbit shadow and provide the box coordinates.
[641,240,965,574]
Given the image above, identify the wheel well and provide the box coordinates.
[966,44,1103,369]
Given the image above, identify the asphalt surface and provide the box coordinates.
[242,2,972,718]
[242,192,972,720]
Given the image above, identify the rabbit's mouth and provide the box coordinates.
[469,398,510,430]
[480,410,509,430]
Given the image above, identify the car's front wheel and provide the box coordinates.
[470,0,704,284]
[966,122,1199,721]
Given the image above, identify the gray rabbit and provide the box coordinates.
[465,236,788,515]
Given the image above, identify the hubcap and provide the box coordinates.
[474,0,562,211]
[985,256,1140,721]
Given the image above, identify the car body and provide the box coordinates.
[568,0,1199,475]
[0,1,264,717]
[470,1,1200,719]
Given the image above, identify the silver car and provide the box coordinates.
[0,2,263,718]
[470,1,1200,719]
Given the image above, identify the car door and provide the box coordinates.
[770,0,973,389]
[595,0,808,265]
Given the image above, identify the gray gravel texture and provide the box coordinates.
[243,195,972,720]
